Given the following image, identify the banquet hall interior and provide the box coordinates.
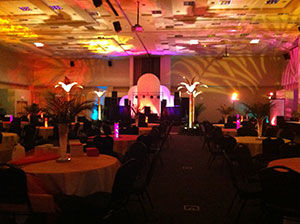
[0,0,300,223]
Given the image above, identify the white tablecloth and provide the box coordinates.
[37,127,54,139]
[112,134,138,155]
[22,155,120,197]
[0,132,19,162]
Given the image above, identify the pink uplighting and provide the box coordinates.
[236,114,240,129]
[114,122,119,139]
[271,116,276,126]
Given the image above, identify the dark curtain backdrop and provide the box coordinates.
[133,57,160,85]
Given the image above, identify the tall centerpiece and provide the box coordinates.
[244,102,272,138]
[45,77,93,162]
[177,76,208,129]
[93,90,106,120]
[217,104,234,124]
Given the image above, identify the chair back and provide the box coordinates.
[125,141,148,166]
[279,129,296,141]
[0,163,32,211]
[262,137,284,160]
[111,159,140,202]
[259,166,300,209]
[235,143,256,179]
[21,124,37,151]
[279,142,300,158]
[220,135,237,155]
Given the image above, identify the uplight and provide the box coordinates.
[34,42,44,47]
[250,39,260,44]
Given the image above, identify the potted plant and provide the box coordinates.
[243,102,272,138]
[25,103,41,124]
[217,104,234,124]
[43,91,93,161]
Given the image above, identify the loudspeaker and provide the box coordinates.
[113,21,122,32]
[92,0,102,7]
[298,26,300,32]
[108,60,112,67]
[70,60,75,67]
[124,99,129,106]
[174,91,181,106]
[283,53,290,60]
[144,106,150,115]
[161,99,167,108]
[112,91,117,98]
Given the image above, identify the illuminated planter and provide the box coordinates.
[177,77,207,129]
[114,122,119,139]
[44,118,48,128]
[93,90,106,120]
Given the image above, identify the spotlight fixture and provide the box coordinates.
[132,0,143,32]
[223,46,229,57]
[113,21,122,32]
[92,0,102,8]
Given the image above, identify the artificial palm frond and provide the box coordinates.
[24,103,41,115]
[217,104,234,115]
[43,91,94,124]
[243,102,272,119]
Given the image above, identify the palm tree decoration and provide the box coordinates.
[44,81,93,162]
[25,103,41,123]
[44,91,94,124]
[177,76,208,128]
[244,102,272,119]
[55,76,83,101]
[93,90,106,120]
[243,101,273,138]
[217,104,234,123]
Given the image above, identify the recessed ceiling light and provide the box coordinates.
[34,42,44,47]
[250,39,260,44]
[190,40,199,45]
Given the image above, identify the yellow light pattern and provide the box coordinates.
[0,18,37,38]
[82,35,133,54]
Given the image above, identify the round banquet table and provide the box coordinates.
[22,155,121,197]
[111,134,138,155]
[234,136,290,157]
[0,132,19,162]
[268,158,300,172]
[37,127,54,139]
[222,128,237,137]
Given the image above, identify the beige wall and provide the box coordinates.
[32,57,130,89]
[0,45,33,86]
[171,56,286,122]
